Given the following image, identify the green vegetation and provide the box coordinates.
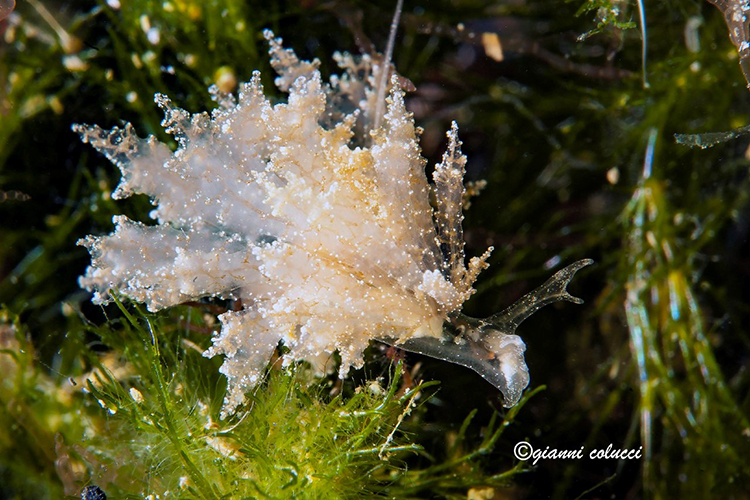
[2,0,750,498]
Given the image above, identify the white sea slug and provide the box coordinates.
[75,31,591,415]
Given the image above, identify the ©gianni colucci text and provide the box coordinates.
[514,441,643,466]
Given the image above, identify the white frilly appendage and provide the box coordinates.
[76,31,589,415]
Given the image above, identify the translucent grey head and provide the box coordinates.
[381,259,593,407]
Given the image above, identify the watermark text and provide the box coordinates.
[513,441,642,466]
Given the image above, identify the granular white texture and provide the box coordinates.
[76,31,502,415]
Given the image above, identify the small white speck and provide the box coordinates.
[139,15,152,33]
[147,27,161,45]
[129,387,144,404]
[543,255,561,270]
[62,55,88,72]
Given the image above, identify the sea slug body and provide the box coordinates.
[76,31,590,415]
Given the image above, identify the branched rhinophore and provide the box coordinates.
[75,31,590,415]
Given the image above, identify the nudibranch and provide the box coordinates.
[75,31,591,415]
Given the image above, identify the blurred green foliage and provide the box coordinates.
[1,0,750,498]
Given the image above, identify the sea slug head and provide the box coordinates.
[391,259,593,407]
